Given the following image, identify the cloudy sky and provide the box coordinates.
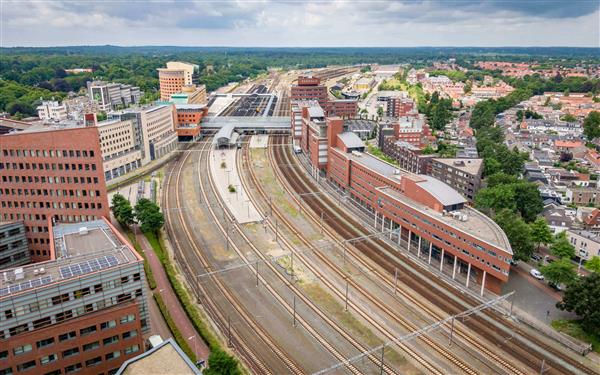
[1,0,599,47]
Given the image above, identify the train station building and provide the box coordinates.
[299,108,513,293]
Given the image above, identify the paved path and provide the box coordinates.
[136,230,210,362]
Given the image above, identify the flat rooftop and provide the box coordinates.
[378,186,511,252]
[118,338,200,375]
[0,219,140,299]
[432,158,483,175]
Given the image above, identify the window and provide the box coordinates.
[83,341,100,352]
[124,345,139,355]
[13,344,32,355]
[103,335,119,346]
[62,347,79,358]
[85,357,102,367]
[16,360,36,372]
[36,337,55,349]
[100,320,116,330]
[64,363,82,373]
[40,354,57,365]
[79,325,96,336]
[122,330,137,339]
[59,331,76,342]
[43,370,61,375]
[120,314,135,324]
[0,368,12,375]
[105,351,120,361]
[52,293,69,305]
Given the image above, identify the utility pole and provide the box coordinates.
[344,279,349,311]
[394,268,398,295]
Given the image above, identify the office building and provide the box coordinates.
[291,77,357,120]
[117,338,201,375]
[299,109,513,293]
[0,221,30,269]
[174,104,208,142]
[170,85,207,105]
[157,62,199,102]
[96,117,144,182]
[0,219,148,375]
[0,126,110,262]
[430,158,484,201]
[87,81,141,112]
[36,101,68,122]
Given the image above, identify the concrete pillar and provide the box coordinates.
[407,230,412,252]
[466,263,471,288]
[452,255,457,279]
[428,242,432,264]
[417,236,422,258]
[439,248,444,272]
[389,219,393,239]
[480,271,486,296]
[397,227,401,245]
[374,211,378,228]
[382,215,386,232]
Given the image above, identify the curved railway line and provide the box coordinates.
[267,135,598,375]
[164,140,303,374]
[200,139,411,374]
[239,137,502,374]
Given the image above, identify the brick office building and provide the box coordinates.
[0,219,148,375]
[0,127,110,262]
[174,104,208,142]
[299,111,513,293]
[290,76,357,119]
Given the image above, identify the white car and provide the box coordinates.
[530,268,544,280]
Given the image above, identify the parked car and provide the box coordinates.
[531,254,543,262]
[530,268,544,280]
[549,282,562,291]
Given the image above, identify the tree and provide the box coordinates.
[134,198,164,234]
[494,209,534,261]
[557,273,600,336]
[583,111,600,141]
[203,348,241,375]
[513,182,543,223]
[475,185,516,214]
[584,256,600,273]
[377,106,384,118]
[550,232,576,259]
[530,217,553,251]
[111,193,134,227]
[541,258,577,286]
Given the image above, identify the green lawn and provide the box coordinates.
[551,319,600,353]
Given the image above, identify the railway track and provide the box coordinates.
[164,140,303,374]
[269,135,598,375]
[201,139,410,374]
[239,138,497,374]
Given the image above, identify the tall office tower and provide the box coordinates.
[157,61,199,102]
[0,126,110,262]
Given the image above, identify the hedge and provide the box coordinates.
[144,231,241,372]
[125,231,157,290]
[154,292,197,363]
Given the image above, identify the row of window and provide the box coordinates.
[0,162,97,172]
[1,175,99,185]
[1,149,95,159]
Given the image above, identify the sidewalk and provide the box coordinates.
[135,230,210,361]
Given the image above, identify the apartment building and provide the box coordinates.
[430,158,484,201]
[87,81,141,112]
[567,230,600,261]
[0,219,148,375]
[0,126,110,262]
[566,187,600,206]
[381,139,434,174]
[36,101,68,122]
[157,61,199,102]
[0,221,30,270]
[291,76,357,119]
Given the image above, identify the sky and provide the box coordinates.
[1,0,599,48]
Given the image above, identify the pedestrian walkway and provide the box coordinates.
[136,231,210,362]
[209,147,262,224]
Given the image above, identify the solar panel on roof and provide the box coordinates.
[59,255,120,279]
[0,276,53,297]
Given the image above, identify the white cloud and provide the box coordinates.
[1,0,598,47]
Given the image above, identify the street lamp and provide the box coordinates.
[188,335,198,359]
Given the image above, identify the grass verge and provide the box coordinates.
[551,319,600,353]
[154,293,197,363]
[125,230,157,290]
[144,231,241,373]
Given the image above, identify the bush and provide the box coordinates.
[228,184,236,193]
[154,293,197,362]
[125,231,157,290]
[221,161,227,169]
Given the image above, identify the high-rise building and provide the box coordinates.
[157,62,199,102]
[36,101,68,122]
[87,81,142,112]
[0,221,30,269]
[0,218,149,375]
[0,126,110,262]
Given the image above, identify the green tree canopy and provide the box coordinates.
[494,209,534,261]
[111,193,135,227]
[584,256,600,273]
[134,198,164,234]
[203,348,241,375]
[541,258,578,286]
[583,111,600,141]
[530,217,553,251]
[557,273,600,336]
[550,232,576,259]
